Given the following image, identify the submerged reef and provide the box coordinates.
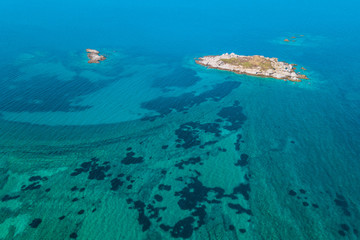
[196,53,308,82]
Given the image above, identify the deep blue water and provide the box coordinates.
[0,1,360,239]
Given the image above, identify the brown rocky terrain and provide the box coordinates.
[86,49,106,63]
[196,53,308,82]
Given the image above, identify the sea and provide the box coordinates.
[0,0,360,239]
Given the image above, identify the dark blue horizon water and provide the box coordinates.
[1,1,360,239]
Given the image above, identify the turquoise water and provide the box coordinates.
[1,1,360,239]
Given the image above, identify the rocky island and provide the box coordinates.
[196,53,308,82]
[86,49,106,63]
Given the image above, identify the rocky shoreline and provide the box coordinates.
[86,49,106,64]
[196,53,308,82]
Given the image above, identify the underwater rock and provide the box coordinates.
[235,154,249,167]
[29,218,42,228]
[175,121,221,149]
[312,203,319,208]
[141,81,241,119]
[70,157,110,180]
[70,232,78,239]
[121,151,144,165]
[288,190,297,196]
[1,194,20,202]
[334,193,351,216]
[175,157,202,169]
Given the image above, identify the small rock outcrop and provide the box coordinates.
[196,53,308,82]
[86,49,106,64]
